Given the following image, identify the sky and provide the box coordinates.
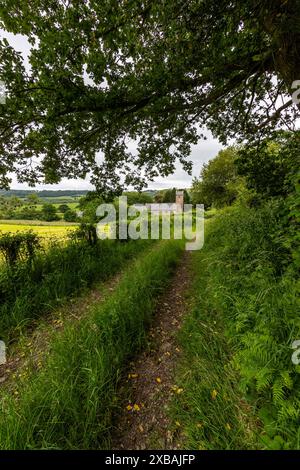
[1,30,223,191]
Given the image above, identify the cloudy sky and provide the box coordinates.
[2,31,223,191]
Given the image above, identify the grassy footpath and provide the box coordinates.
[171,203,300,450]
[0,240,184,449]
[0,239,153,342]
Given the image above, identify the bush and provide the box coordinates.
[63,209,78,222]
[41,203,60,222]
[58,204,70,213]
[10,208,41,220]
[0,231,40,267]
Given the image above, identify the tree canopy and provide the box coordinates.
[41,203,59,221]
[191,147,241,208]
[236,131,300,198]
[0,0,299,193]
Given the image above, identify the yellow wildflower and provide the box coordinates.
[128,373,138,379]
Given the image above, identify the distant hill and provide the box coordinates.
[143,190,157,197]
[0,190,89,199]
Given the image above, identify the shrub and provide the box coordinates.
[63,209,78,222]
[0,231,40,267]
[58,204,70,213]
[41,203,60,222]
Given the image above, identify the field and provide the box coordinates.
[0,221,78,238]
[0,192,80,222]
[16,202,79,212]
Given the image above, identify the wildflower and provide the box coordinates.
[126,404,132,411]
[128,373,138,379]
[133,404,141,411]
[211,389,218,400]
[156,377,162,384]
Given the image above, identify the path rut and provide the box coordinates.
[112,251,192,450]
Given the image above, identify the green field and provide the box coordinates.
[12,201,79,213]
[19,202,79,211]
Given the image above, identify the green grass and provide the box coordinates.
[0,240,184,449]
[0,239,154,342]
[171,202,300,450]
[170,248,261,450]
[39,196,80,203]
[15,202,79,212]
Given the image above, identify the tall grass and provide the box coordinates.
[171,247,261,450]
[172,201,300,449]
[0,238,153,342]
[0,240,184,449]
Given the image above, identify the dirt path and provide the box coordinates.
[112,251,192,450]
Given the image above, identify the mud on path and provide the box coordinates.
[112,251,192,450]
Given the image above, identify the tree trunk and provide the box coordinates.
[260,0,300,89]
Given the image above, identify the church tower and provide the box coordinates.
[176,190,184,211]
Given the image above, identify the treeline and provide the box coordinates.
[190,131,298,210]
[0,190,88,198]
[0,189,193,223]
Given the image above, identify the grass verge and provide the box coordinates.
[0,239,153,342]
[170,249,261,449]
[171,202,300,450]
[0,240,184,449]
